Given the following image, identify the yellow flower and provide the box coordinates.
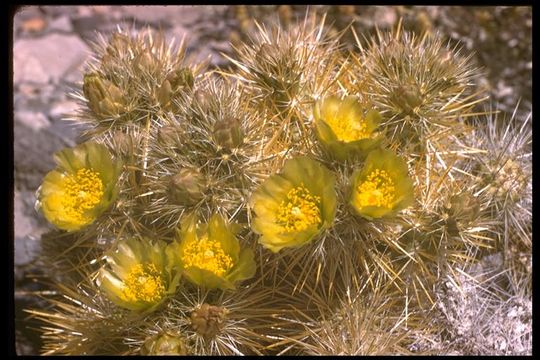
[350,148,414,219]
[250,157,337,252]
[99,237,180,312]
[168,214,256,290]
[313,95,382,160]
[35,141,122,232]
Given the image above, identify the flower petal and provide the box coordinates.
[226,248,256,283]
[184,267,234,290]
[208,214,240,261]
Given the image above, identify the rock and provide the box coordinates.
[70,14,121,43]
[40,5,79,17]
[14,34,90,85]
[15,83,56,104]
[13,54,49,84]
[48,15,73,33]
[166,25,191,46]
[14,121,68,191]
[120,5,207,26]
[49,100,79,121]
[15,111,50,131]
[14,190,47,267]
[21,17,47,33]
[46,120,87,146]
[13,6,43,33]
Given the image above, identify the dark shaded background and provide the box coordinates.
[13,5,532,355]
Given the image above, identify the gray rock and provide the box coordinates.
[70,14,124,45]
[14,34,90,85]
[14,5,43,21]
[165,25,191,47]
[14,121,68,191]
[14,190,47,267]
[49,100,79,121]
[13,52,50,84]
[120,5,206,26]
[15,111,50,131]
[46,120,87,146]
[40,5,79,17]
[48,15,73,33]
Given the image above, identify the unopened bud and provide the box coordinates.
[167,67,194,91]
[133,50,157,71]
[255,43,281,65]
[190,304,228,340]
[106,33,130,57]
[170,168,207,205]
[83,73,126,117]
[213,116,244,150]
[444,192,480,235]
[157,80,173,109]
[112,130,132,156]
[158,126,180,145]
[140,332,188,355]
[393,84,423,115]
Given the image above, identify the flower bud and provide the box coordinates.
[392,84,423,115]
[112,130,131,156]
[255,43,281,65]
[106,33,130,57]
[213,116,244,149]
[190,304,228,340]
[167,67,194,91]
[133,49,157,71]
[83,73,126,118]
[140,332,188,355]
[169,168,206,205]
[158,126,180,145]
[157,79,173,109]
[443,192,480,236]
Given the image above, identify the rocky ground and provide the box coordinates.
[13,5,532,355]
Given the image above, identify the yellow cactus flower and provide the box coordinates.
[168,214,256,290]
[350,148,414,219]
[99,237,180,312]
[250,157,337,252]
[313,95,382,160]
[35,141,122,232]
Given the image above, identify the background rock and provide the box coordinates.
[14,34,90,85]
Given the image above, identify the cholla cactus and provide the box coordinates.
[27,10,531,356]
[349,21,487,150]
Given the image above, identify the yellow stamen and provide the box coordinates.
[182,237,233,277]
[277,184,321,232]
[121,263,165,303]
[324,113,370,142]
[61,168,104,224]
[356,169,396,208]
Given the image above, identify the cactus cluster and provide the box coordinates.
[27,11,531,355]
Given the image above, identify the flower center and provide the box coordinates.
[182,237,234,277]
[121,263,166,303]
[277,184,322,232]
[324,113,370,142]
[356,169,396,208]
[62,168,104,224]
